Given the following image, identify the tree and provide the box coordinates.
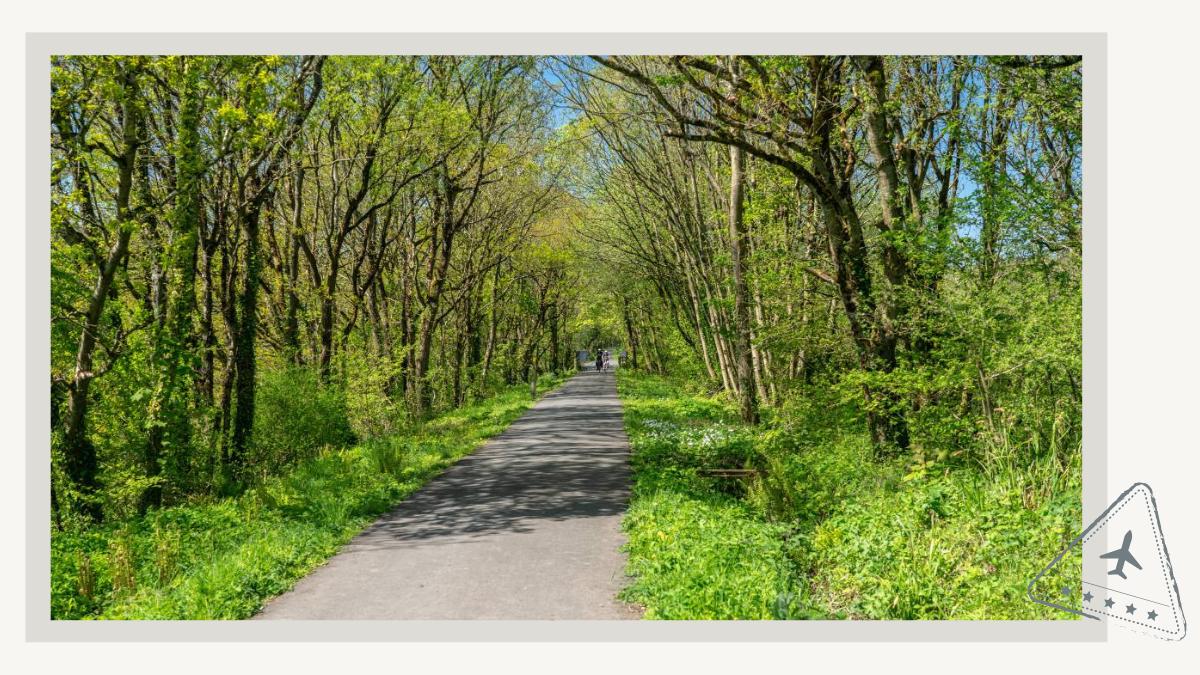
[724,58,759,424]
[589,55,956,452]
[225,56,326,479]
[53,56,148,520]
[142,56,205,509]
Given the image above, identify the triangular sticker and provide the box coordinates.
[1029,483,1186,640]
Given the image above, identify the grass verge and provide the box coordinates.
[51,372,568,620]
[615,370,1081,620]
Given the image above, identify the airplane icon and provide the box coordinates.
[1101,529,1143,579]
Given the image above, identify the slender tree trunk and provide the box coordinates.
[684,273,717,381]
[198,222,219,406]
[480,263,501,388]
[413,177,455,417]
[702,283,735,393]
[229,195,264,478]
[452,311,467,407]
[143,58,203,510]
[622,301,639,370]
[727,126,759,424]
[317,255,340,382]
[548,305,560,375]
[284,166,304,364]
[61,61,143,521]
[980,78,1012,288]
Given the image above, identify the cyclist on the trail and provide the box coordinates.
[595,348,604,372]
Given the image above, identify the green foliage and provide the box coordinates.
[804,472,1080,619]
[50,54,582,526]
[48,54,1083,623]
[622,489,799,620]
[616,370,1079,620]
[617,372,817,619]
[340,348,410,440]
[50,376,565,620]
[251,367,355,473]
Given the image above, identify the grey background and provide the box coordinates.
[25,32,1106,642]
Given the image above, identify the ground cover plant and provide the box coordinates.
[617,370,1080,620]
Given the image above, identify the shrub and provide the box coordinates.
[343,351,408,439]
[252,367,355,470]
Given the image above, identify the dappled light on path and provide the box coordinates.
[256,371,639,620]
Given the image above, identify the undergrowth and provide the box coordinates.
[616,370,1081,620]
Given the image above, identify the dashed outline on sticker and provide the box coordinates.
[1027,482,1187,640]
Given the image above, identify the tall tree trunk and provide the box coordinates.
[395,256,412,401]
[479,263,501,388]
[548,305,560,375]
[700,275,736,394]
[143,58,203,510]
[197,218,219,407]
[413,171,456,417]
[727,120,759,424]
[227,55,325,475]
[980,76,1012,288]
[452,313,467,408]
[284,165,304,364]
[229,194,264,478]
[61,61,144,521]
[622,300,640,370]
[317,257,339,383]
[684,272,717,381]
[854,56,913,454]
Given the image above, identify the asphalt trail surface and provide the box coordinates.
[255,370,639,619]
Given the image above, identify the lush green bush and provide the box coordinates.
[616,369,1080,620]
[251,367,355,472]
[50,375,566,620]
[342,350,409,440]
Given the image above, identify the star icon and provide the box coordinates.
[1126,603,1137,615]
[1060,586,1071,598]
[1104,597,1115,608]
[1082,591,1094,603]
[1147,610,1158,621]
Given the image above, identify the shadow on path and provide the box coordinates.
[351,371,629,547]
[255,370,640,620]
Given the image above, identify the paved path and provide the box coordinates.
[255,370,639,620]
